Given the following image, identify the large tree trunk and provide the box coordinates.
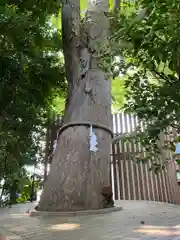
[38,0,112,211]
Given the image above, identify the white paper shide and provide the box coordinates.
[89,125,98,152]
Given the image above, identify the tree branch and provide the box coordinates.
[151,69,173,84]
[62,0,80,109]
[112,131,139,143]
[113,0,120,12]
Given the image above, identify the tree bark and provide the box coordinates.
[113,0,120,11]
[38,0,112,211]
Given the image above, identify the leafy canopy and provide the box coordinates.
[110,0,180,170]
[0,1,66,181]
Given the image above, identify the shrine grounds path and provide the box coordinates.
[0,200,180,240]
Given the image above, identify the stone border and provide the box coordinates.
[29,206,122,217]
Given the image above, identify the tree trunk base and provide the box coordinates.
[38,126,111,212]
[30,206,122,217]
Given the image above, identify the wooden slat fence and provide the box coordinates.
[111,112,180,204]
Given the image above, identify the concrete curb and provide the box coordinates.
[29,206,123,217]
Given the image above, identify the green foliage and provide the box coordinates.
[112,76,127,112]
[0,167,41,206]
[0,2,66,184]
[3,0,62,16]
[110,0,180,170]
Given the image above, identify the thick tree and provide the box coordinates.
[38,0,113,211]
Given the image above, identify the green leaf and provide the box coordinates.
[176,159,180,165]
